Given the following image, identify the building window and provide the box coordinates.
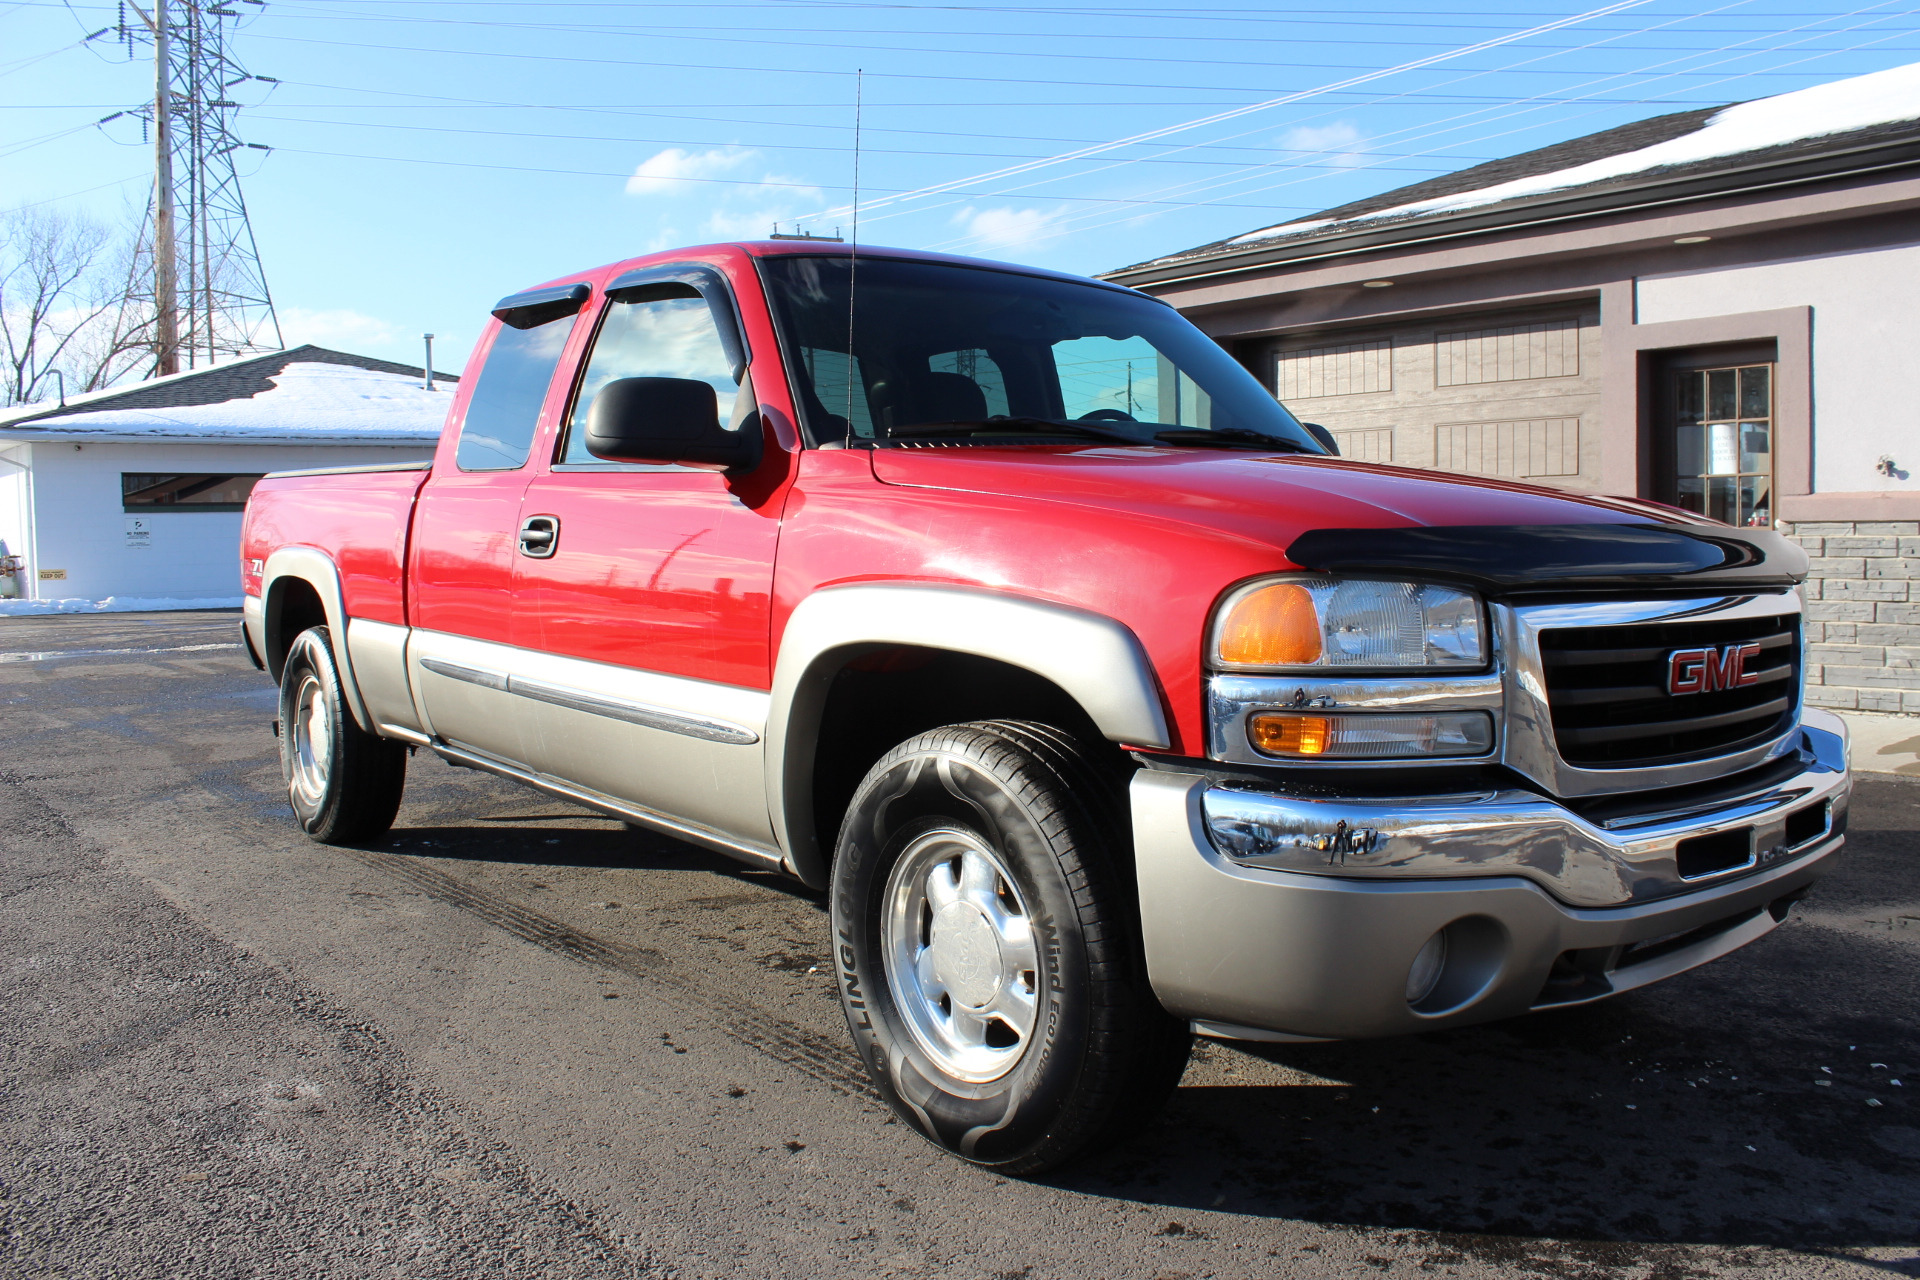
[1274,339,1392,399]
[1433,318,1578,386]
[1331,427,1394,462]
[1671,364,1772,528]
[1434,417,1581,478]
[122,473,265,513]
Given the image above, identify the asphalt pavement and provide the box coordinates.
[2,609,1915,1280]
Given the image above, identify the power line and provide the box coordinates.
[269,144,1332,211]
[952,3,1918,253]
[917,0,1782,245]
[806,0,1665,224]
[241,112,1478,174]
[241,27,1891,99]
[112,0,1920,17]
[247,1,1920,54]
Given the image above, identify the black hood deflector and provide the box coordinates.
[1284,522,1807,598]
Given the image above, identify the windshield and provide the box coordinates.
[758,255,1321,452]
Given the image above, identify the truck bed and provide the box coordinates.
[242,461,431,626]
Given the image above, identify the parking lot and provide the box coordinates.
[2,608,1915,1279]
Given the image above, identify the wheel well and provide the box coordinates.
[265,577,327,679]
[809,647,1125,858]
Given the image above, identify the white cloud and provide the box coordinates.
[625,147,756,195]
[277,306,471,372]
[623,147,824,245]
[277,306,402,350]
[949,205,1065,251]
[1278,122,1369,169]
[703,182,825,241]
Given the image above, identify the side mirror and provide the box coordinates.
[1302,422,1340,455]
[584,377,763,471]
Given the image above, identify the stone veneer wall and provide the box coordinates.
[1784,520,1920,714]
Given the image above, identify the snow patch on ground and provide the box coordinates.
[3,362,447,441]
[0,596,243,615]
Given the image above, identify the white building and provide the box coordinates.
[0,346,450,611]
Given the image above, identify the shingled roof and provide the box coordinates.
[1107,60,1920,283]
[1,344,457,428]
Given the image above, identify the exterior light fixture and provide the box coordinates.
[1361,279,1394,288]
[1673,235,1712,244]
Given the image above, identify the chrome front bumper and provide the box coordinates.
[1130,714,1849,1042]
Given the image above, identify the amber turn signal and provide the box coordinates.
[1249,713,1329,756]
[1247,710,1495,760]
[1216,582,1322,666]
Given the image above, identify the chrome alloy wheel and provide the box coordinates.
[288,671,333,810]
[882,827,1042,1083]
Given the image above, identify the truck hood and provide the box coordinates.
[873,445,1670,538]
[871,446,1807,592]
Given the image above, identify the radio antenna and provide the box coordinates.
[844,68,862,441]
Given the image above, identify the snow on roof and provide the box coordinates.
[1362,59,1920,225]
[1137,59,1920,266]
[0,362,449,445]
[1226,218,1334,247]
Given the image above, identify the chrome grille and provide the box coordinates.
[1539,612,1799,769]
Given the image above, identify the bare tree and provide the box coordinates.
[0,204,150,407]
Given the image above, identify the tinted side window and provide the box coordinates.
[455,315,575,471]
[561,287,739,464]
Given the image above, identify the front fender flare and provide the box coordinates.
[766,583,1171,887]
[259,546,375,733]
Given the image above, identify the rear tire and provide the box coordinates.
[830,720,1191,1174]
[278,626,407,844]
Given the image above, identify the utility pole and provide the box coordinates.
[120,0,280,377]
[151,0,179,375]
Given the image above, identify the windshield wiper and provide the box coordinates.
[1151,426,1316,452]
[884,417,1149,446]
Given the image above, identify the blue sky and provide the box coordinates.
[6,0,1920,371]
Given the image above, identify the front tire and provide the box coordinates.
[278,626,407,844]
[830,721,1191,1174]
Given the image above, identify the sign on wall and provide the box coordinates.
[124,516,152,550]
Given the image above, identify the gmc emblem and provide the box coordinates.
[1668,642,1763,695]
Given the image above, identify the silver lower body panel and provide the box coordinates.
[1131,748,1845,1042]
[431,738,783,871]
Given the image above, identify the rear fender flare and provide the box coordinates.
[766,583,1171,887]
[259,547,375,733]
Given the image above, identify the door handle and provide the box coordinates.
[518,515,559,558]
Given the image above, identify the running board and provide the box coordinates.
[428,738,787,874]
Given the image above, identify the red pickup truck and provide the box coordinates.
[240,240,1849,1173]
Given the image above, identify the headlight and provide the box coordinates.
[1212,577,1485,671]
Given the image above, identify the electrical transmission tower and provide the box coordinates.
[118,0,281,376]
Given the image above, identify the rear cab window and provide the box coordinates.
[455,286,588,471]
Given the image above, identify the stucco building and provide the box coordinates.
[1106,62,1920,717]
[0,346,449,609]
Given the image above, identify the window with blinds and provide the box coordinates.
[1433,418,1581,477]
[1433,319,1579,386]
[1274,339,1392,399]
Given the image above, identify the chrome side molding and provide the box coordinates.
[419,655,759,744]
